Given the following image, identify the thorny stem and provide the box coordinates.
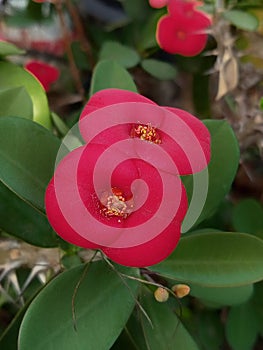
[54,0,85,103]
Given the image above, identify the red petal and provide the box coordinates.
[157,14,208,56]
[102,182,188,267]
[168,0,196,16]
[78,143,163,227]
[149,0,169,8]
[25,60,59,91]
[156,3,211,56]
[45,179,99,249]
[80,88,155,120]
[165,107,211,171]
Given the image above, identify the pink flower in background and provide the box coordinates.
[45,89,210,267]
[25,60,59,92]
[149,0,169,8]
[156,0,212,56]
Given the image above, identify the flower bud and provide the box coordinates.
[154,287,169,302]
[172,284,190,298]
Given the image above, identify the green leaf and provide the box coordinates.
[251,281,263,336]
[196,311,224,350]
[90,60,138,96]
[0,41,25,56]
[190,283,254,306]
[6,0,52,27]
[71,41,91,70]
[0,61,51,128]
[226,301,259,350]
[112,309,148,350]
[151,232,263,287]
[99,41,140,69]
[223,10,259,31]
[232,199,263,238]
[0,117,61,211]
[141,59,177,80]
[51,112,69,136]
[19,261,139,350]
[0,181,57,247]
[140,289,199,350]
[138,10,164,51]
[0,306,26,350]
[0,86,33,119]
[122,0,150,21]
[182,120,239,231]
[0,288,39,350]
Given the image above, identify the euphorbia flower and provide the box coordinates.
[156,0,211,56]
[149,0,170,8]
[25,60,59,92]
[45,88,210,267]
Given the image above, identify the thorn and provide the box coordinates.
[20,260,49,295]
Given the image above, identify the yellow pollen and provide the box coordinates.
[100,187,133,221]
[131,124,161,144]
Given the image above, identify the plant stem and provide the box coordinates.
[65,0,95,69]
[54,0,85,103]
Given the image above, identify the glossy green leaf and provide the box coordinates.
[0,306,26,350]
[151,232,263,287]
[232,199,263,238]
[0,117,61,211]
[223,10,259,31]
[190,283,254,306]
[196,311,224,350]
[99,41,140,69]
[0,86,33,119]
[0,181,57,247]
[111,328,139,350]
[251,281,263,336]
[112,309,148,350]
[71,41,91,70]
[138,10,164,50]
[141,59,177,80]
[51,112,69,136]
[226,301,259,350]
[0,287,40,350]
[19,262,139,350]
[122,0,150,21]
[182,120,239,231]
[90,60,138,96]
[0,61,51,128]
[0,41,25,56]
[140,289,199,350]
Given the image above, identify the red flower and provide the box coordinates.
[149,0,169,8]
[45,89,210,267]
[25,60,59,92]
[156,0,211,56]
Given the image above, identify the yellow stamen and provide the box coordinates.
[100,187,133,222]
[131,124,162,144]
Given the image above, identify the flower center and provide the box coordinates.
[177,30,186,40]
[100,187,133,222]
[131,124,161,144]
